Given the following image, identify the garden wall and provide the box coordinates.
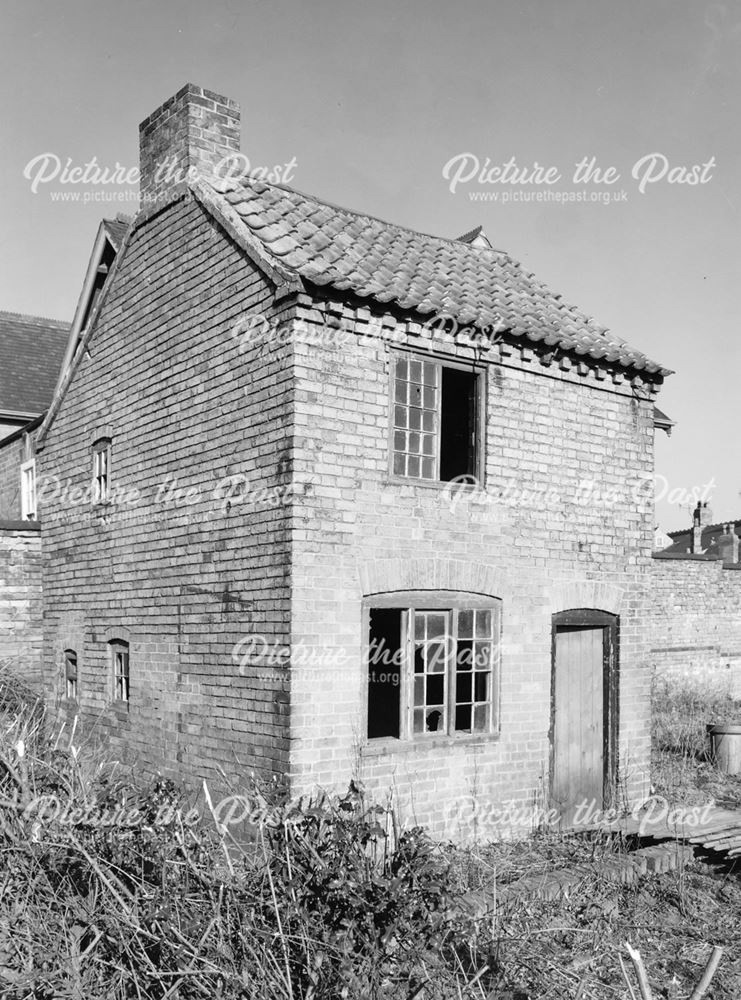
[648,554,741,697]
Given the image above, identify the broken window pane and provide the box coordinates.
[455,703,472,731]
[426,674,444,704]
[367,599,498,741]
[411,610,451,736]
[425,708,443,731]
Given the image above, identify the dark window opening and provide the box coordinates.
[367,609,402,738]
[440,367,477,481]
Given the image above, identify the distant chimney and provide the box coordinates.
[693,501,714,527]
[717,524,740,564]
[139,84,241,207]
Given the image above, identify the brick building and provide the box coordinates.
[650,504,741,696]
[0,311,69,685]
[32,84,673,837]
[0,221,132,687]
[0,311,69,446]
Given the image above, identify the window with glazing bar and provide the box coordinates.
[366,595,500,740]
[391,355,481,482]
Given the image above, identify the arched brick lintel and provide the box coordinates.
[545,580,625,617]
[356,557,507,600]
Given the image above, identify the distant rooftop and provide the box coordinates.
[663,518,741,557]
[0,310,70,416]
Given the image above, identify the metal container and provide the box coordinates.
[708,723,741,775]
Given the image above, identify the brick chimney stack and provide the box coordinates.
[139,84,241,207]
[691,501,714,553]
[717,523,740,564]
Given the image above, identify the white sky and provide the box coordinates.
[1,0,739,530]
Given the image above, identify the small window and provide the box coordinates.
[92,439,111,504]
[20,459,36,519]
[110,640,130,704]
[64,649,78,700]
[367,595,500,740]
[391,355,481,482]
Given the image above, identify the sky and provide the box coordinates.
[1,0,739,531]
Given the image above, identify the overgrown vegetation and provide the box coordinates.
[452,833,741,998]
[0,675,487,998]
[651,673,741,808]
[651,674,739,759]
[2,666,741,998]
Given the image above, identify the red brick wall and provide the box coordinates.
[648,556,741,696]
[139,84,240,207]
[36,192,665,837]
[0,427,37,521]
[0,528,43,687]
[39,194,294,787]
[286,298,659,838]
[0,436,22,520]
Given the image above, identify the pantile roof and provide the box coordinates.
[0,311,70,415]
[663,519,741,556]
[211,177,671,376]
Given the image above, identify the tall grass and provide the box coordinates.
[650,671,741,808]
[651,673,739,758]
[0,669,490,1000]
[5,665,740,998]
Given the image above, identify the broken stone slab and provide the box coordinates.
[631,843,693,874]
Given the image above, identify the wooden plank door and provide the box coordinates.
[551,617,612,827]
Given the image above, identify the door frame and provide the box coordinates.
[549,609,620,815]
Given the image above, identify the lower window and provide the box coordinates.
[366,594,500,740]
[64,649,78,700]
[110,640,130,704]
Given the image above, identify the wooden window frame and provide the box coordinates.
[364,591,502,744]
[110,640,130,705]
[92,438,112,506]
[388,351,486,485]
[64,648,78,701]
[20,459,36,520]
[549,609,620,810]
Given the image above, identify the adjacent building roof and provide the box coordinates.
[0,311,70,416]
[663,519,741,557]
[653,405,675,434]
[102,216,132,251]
[211,177,672,377]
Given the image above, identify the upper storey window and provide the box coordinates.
[391,355,482,482]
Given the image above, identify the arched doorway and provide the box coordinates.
[550,610,619,827]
